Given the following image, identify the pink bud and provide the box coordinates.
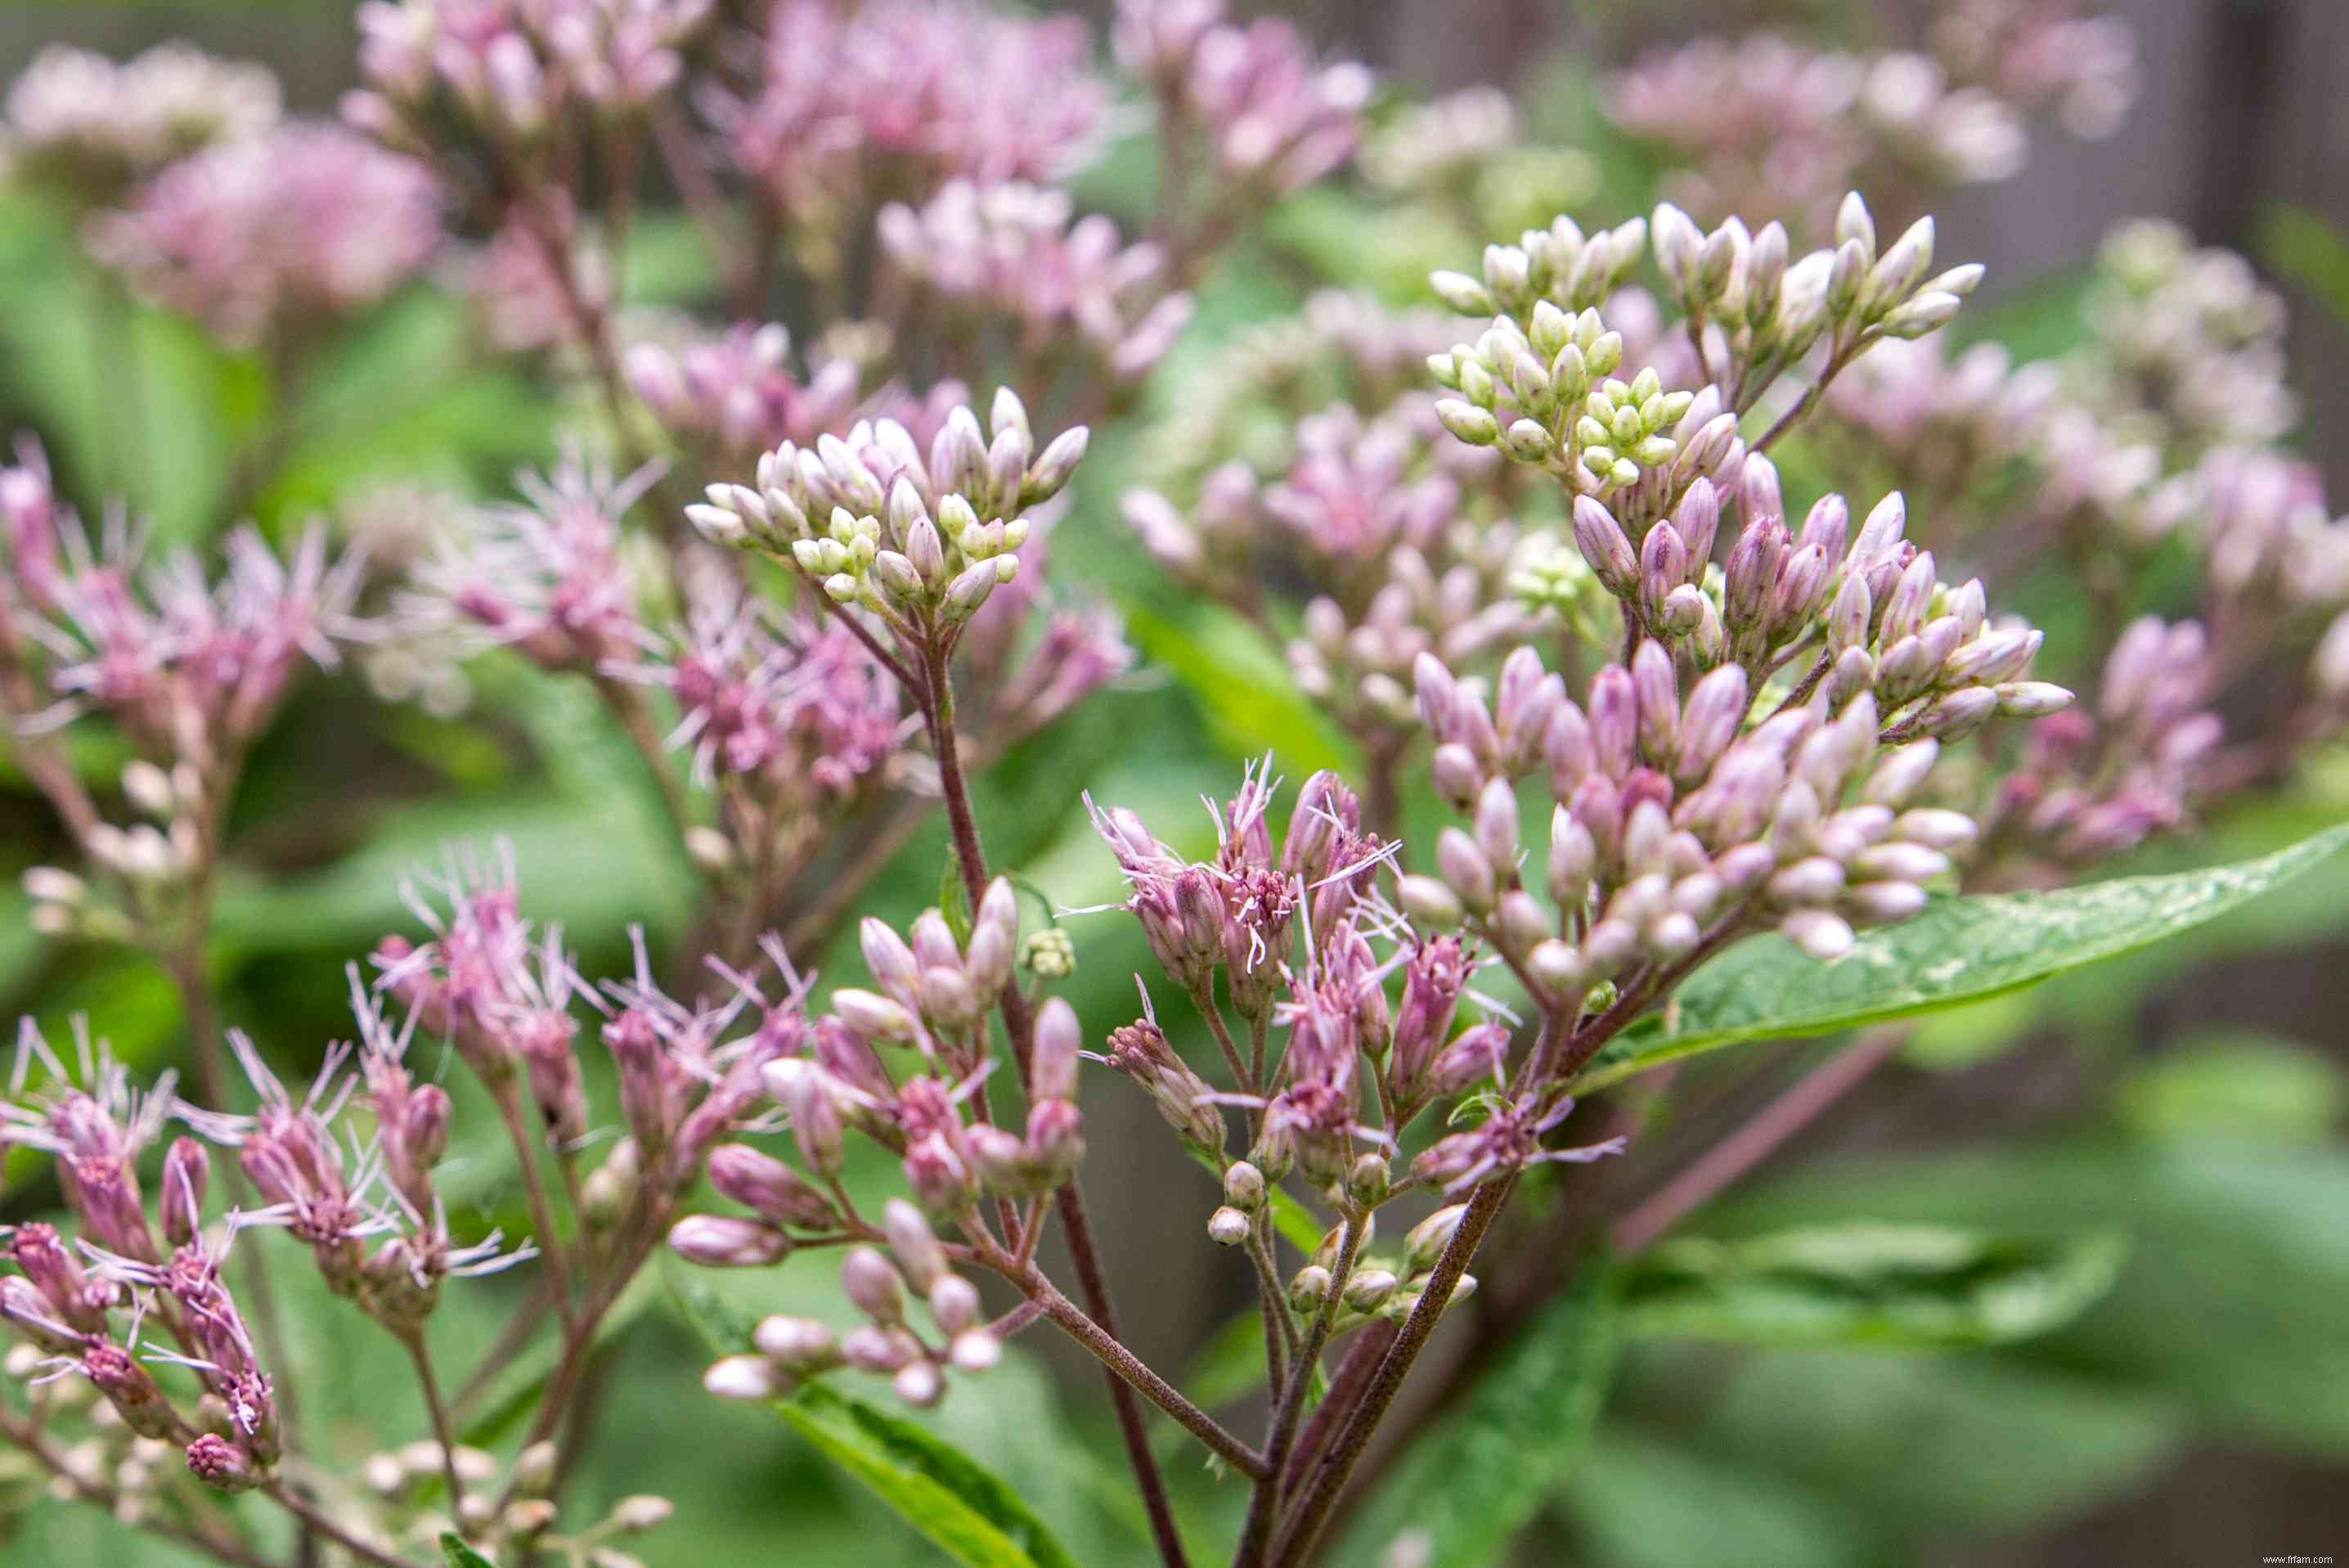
[1031,995,1081,1103]
[669,1215,791,1269]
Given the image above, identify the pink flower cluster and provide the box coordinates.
[91,122,441,348]
[715,0,1107,215]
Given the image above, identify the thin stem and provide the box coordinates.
[1012,1194,1049,1268]
[164,941,231,1119]
[649,100,751,317]
[401,1330,469,1530]
[806,566,921,691]
[591,672,694,848]
[1192,983,1255,1092]
[263,1480,424,1568]
[491,1080,580,1332]
[1022,1274,1268,1481]
[916,636,1190,1565]
[1053,1180,1192,1566]
[1269,1179,1511,1566]
[1611,1025,1907,1256]
[1269,963,1691,1562]
[452,1273,555,1415]
[1246,1221,1296,1391]
[987,1297,1048,1340]
[1280,1319,1395,1492]
[1753,341,1860,456]
[1239,1215,1359,1566]
[1763,649,1834,722]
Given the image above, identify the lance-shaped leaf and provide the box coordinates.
[1574,823,2349,1091]
[1621,1224,2127,1349]
[1335,1270,1623,1567]
[672,1275,1077,1568]
[441,1536,497,1568]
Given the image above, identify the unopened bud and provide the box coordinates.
[611,1495,674,1533]
[1223,1160,1267,1211]
[704,1355,782,1402]
[1405,1205,1469,1275]
[1289,1265,1333,1312]
[1344,1269,1398,1313]
[668,1215,789,1269]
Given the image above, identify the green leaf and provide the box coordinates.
[941,858,974,947]
[1622,1224,2126,1349]
[1646,1344,2185,1539]
[1336,1269,1622,1567]
[441,1534,498,1567]
[671,1275,1077,1568]
[2113,1031,2348,1146]
[1122,602,1353,778]
[2262,205,2349,334]
[1720,1141,2349,1458]
[1574,824,2349,1091]
[1557,1428,1874,1568]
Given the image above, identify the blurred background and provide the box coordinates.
[2,2,2347,1565]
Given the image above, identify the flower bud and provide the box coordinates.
[1436,399,1501,447]
[707,1144,840,1231]
[1405,1205,1469,1275]
[1396,874,1465,930]
[1030,995,1082,1103]
[1289,1265,1332,1312]
[704,1355,783,1403]
[842,1247,907,1323]
[1207,1206,1251,1247]
[159,1136,210,1247]
[669,1215,790,1269]
[943,558,1003,622]
[1344,1269,1398,1313]
[833,988,916,1044]
[186,1434,262,1494]
[1435,828,1497,914]
[950,1330,1001,1374]
[765,1058,847,1179]
[754,1315,843,1373]
[612,1495,675,1534]
[1027,426,1089,505]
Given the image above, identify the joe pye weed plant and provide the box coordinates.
[2,2,2346,1565]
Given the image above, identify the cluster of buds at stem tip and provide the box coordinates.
[842,878,1022,1075]
[877,180,1195,388]
[1430,302,1736,530]
[675,883,1078,1262]
[1430,194,1981,523]
[703,1201,999,1413]
[1112,0,1373,200]
[684,387,1086,632]
[1655,196,1981,352]
[1404,621,2068,995]
[1557,463,2071,734]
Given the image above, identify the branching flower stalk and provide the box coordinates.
[7,2,2347,1566]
